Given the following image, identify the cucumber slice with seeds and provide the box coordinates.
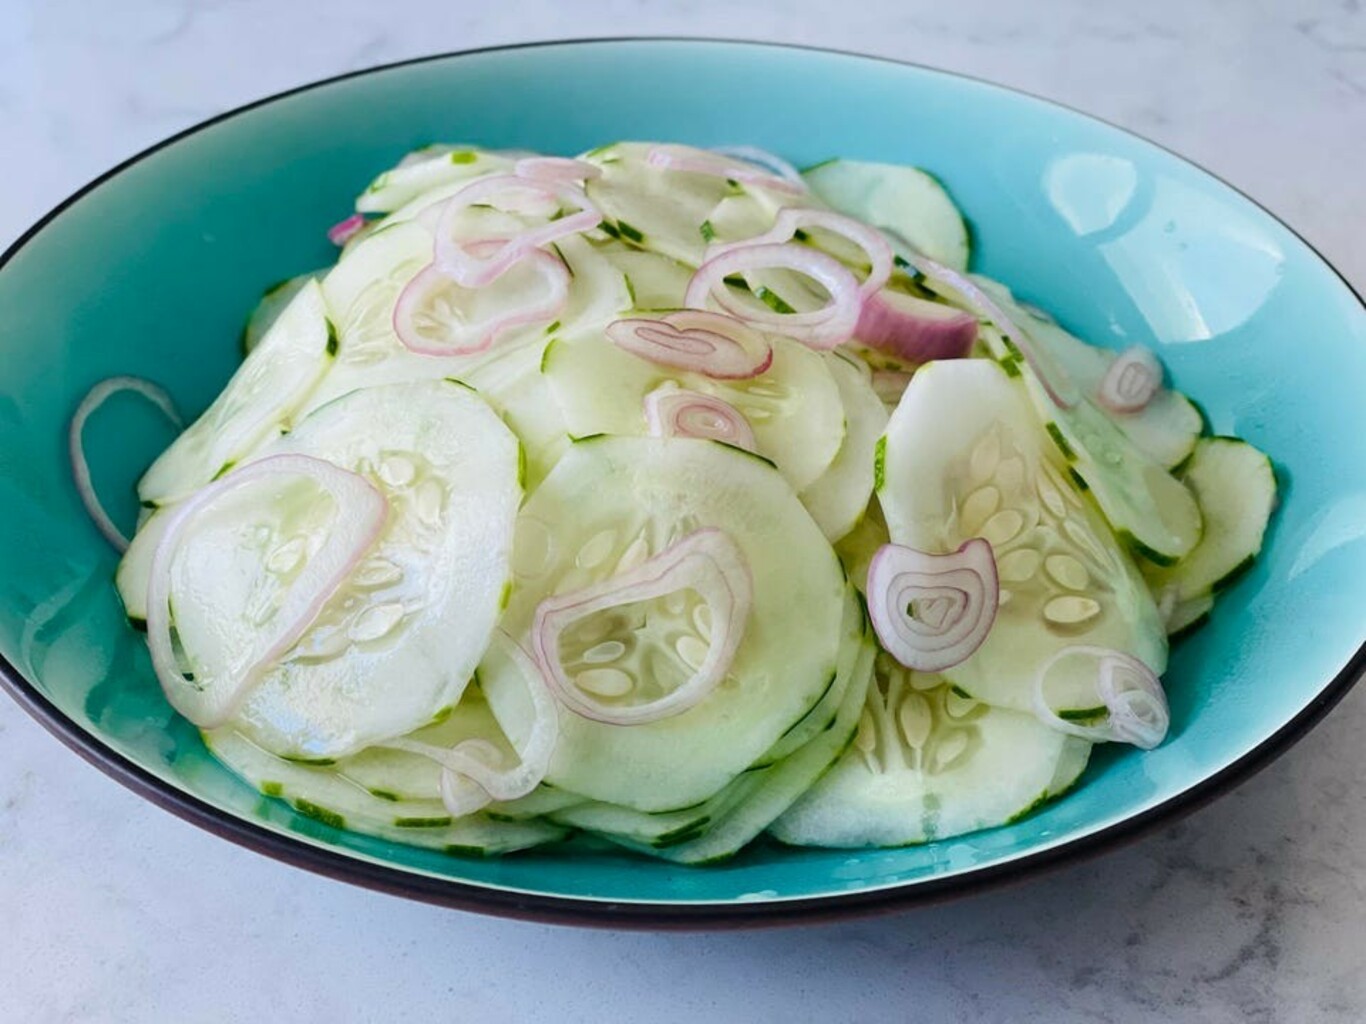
[878,359,1166,713]
[174,381,521,760]
[486,436,846,812]
[769,666,1090,848]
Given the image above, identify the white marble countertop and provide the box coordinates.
[3,2,1364,1021]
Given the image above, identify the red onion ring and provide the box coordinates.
[647,144,806,195]
[69,376,183,552]
[394,249,569,358]
[381,632,558,812]
[708,145,806,189]
[866,539,999,672]
[643,385,758,452]
[605,310,773,379]
[856,290,979,363]
[685,243,862,351]
[146,454,388,729]
[531,528,752,726]
[893,244,1079,408]
[1097,345,1163,413]
[433,174,600,287]
[709,208,893,297]
[1032,645,1169,749]
[514,156,603,184]
[327,213,367,246]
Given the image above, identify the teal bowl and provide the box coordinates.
[2,40,1364,928]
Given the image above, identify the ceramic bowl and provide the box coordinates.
[2,39,1363,927]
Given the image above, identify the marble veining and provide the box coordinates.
[2,1,1364,1021]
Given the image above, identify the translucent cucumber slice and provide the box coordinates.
[833,499,889,596]
[798,352,889,542]
[769,667,1091,848]
[335,694,510,802]
[204,728,567,854]
[1145,437,1276,601]
[116,505,172,623]
[1036,391,1203,566]
[243,272,323,355]
[166,381,521,760]
[355,147,514,215]
[597,243,694,311]
[542,332,844,493]
[878,359,1166,713]
[486,436,847,812]
[971,277,1204,470]
[802,158,971,271]
[138,280,333,506]
[621,637,875,864]
[582,142,739,266]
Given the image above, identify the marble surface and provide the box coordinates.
[2,1,1364,1021]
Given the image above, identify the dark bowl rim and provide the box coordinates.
[2,36,1363,930]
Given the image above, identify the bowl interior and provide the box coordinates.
[2,40,1364,914]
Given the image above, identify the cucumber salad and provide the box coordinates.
[70,142,1276,861]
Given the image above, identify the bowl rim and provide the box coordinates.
[2,36,1363,930]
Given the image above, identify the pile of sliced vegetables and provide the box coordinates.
[71,142,1276,861]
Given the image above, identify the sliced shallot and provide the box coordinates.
[1097,345,1163,413]
[856,289,979,363]
[866,539,999,672]
[433,174,600,287]
[380,632,559,813]
[146,454,387,729]
[514,156,603,184]
[327,213,367,246]
[646,144,805,195]
[605,310,773,379]
[531,528,752,726]
[69,376,183,552]
[685,243,862,351]
[644,385,757,451]
[1032,645,1170,749]
[893,244,1079,408]
[709,208,893,297]
[709,145,806,189]
[394,249,569,357]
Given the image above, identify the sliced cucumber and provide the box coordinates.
[597,243,694,311]
[1035,392,1203,566]
[542,332,844,493]
[803,158,971,271]
[798,352,889,542]
[769,666,1090,848]
[1166,592,1215,638]
[486,436,847,812]
[1145,437,1276,601]
[878,359,1166,713]
[620,636,875,864]
[335,694,510,802]
[833,499,889,598]
[205,728,567,854]
[582,142,746,266]
[170,381,521,760]
[243,272,322,355]
[138,280,333,506]
[115,505,172,623]
[355,147,514,215]
[972,278,1204,471]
